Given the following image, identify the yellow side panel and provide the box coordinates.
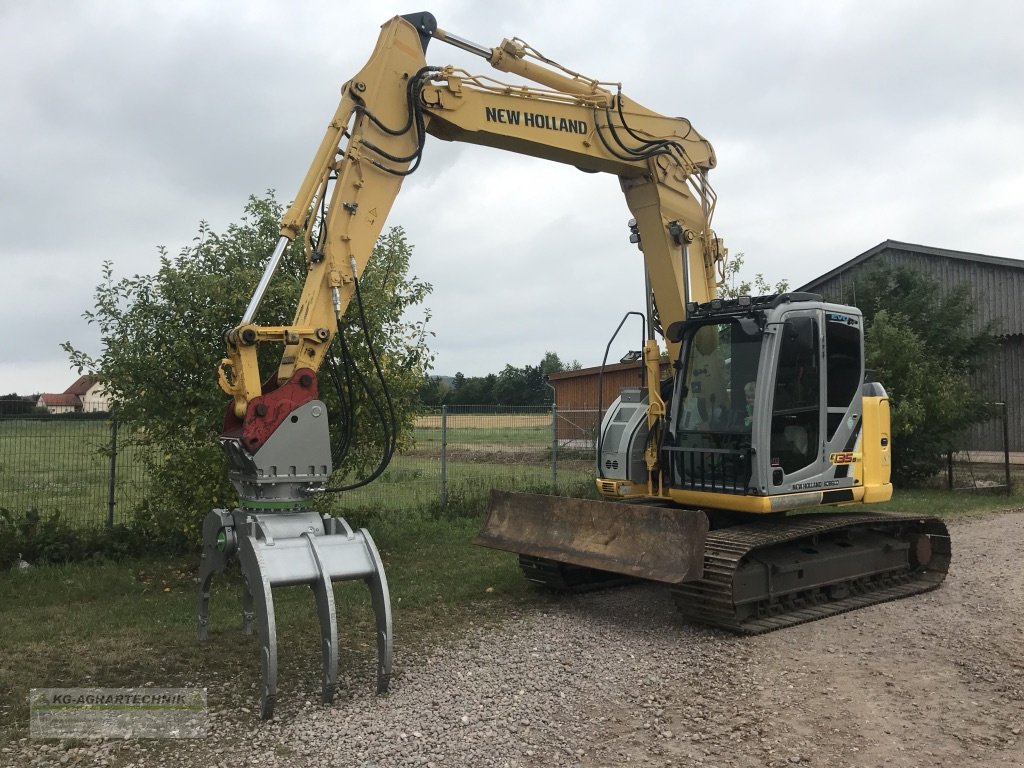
[663,487,872,514]
[857,395,893,503]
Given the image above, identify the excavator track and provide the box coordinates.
[517,555,638,592]
[671,511,951,634]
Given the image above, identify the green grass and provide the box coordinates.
[334,453,594,514]
[412,412,554,450]
[0,511,551,743]
[0,419,151,527]
[0,415,566,530]
[877,486,1024,516]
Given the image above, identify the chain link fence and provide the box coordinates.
[945,402,1018,493]
[0,416,152,529]
[6,402,1017,530]
[336,405,598,514]
[1,407,600,528]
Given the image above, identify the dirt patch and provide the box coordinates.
[582,510,1024,768]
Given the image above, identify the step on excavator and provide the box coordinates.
[196,12,950,718]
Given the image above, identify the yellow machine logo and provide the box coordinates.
[829,451,862,465]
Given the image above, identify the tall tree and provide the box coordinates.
[63,192,433,541]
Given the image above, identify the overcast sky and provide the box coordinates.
[3,0,1023,395]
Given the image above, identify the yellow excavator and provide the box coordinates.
[196,12,950,718]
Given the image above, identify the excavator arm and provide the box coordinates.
[219,11,727,428]
[204,13,732,718]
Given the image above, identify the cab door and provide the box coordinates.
[820,310,865,491]
[765,310,824,492]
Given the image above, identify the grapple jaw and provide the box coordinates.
[475,490,708,584]
[197,509,392,719]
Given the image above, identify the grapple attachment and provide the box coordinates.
[475,490,708,584]
[197,509,392,720]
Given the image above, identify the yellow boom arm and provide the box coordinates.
[219,11,727,437]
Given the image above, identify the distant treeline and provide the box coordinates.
[0,395,40,416]
[418,352,580,407]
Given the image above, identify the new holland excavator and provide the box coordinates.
[196,12,950,718]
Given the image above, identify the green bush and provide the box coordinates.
[0,508,174,569]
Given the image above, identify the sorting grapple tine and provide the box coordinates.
[303,531,339,704]
[196,509,233,642]
[359,528,394,693]
[237,532,279,720]
[241,580,255,636]
[196,565,214,642]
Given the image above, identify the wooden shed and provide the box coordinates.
[547,360,668,445]
[798,240,1024,454]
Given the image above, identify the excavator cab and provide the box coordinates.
[596,293,889,514]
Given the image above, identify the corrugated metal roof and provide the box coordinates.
[798,240,1024,336]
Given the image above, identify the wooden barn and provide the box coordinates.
[547,361,667,445]
[798,240,1024,454]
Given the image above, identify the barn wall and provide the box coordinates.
[805,245,1023,454]
[965,334,1023,453]
[811,248,1024,337]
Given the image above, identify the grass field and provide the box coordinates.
[0,414,570,529]
[413,411,554,450]
[0,511,550,743]
[333,453,595,517]
[0,419,151,528]
[413,412,552,430]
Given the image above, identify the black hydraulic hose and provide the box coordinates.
[361,67,438,176]
[322,273,399,493]
[325,334,358,465]
[592,110,650,163]
[352,66,439,137]
[614,84,692,148]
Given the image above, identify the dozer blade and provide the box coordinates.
[475,490,708,584]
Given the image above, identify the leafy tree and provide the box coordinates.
[63,192,433,542]
[718,253,790,298]
[449,372,496,406]
[539,351,565,376]
[494,363,544,406]
[0,395,35,416]
[417,375,450,407]
[854,264,996,482]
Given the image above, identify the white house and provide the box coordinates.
[37,375,111,414]
[36,393,81,414]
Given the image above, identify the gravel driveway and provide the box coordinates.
[10,509,1024,768]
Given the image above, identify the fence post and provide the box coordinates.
[946,450,953,490]
[551,403,558,492]
[107,420,119,529]
[1002,402,1011,494]
[440,405,448,509]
